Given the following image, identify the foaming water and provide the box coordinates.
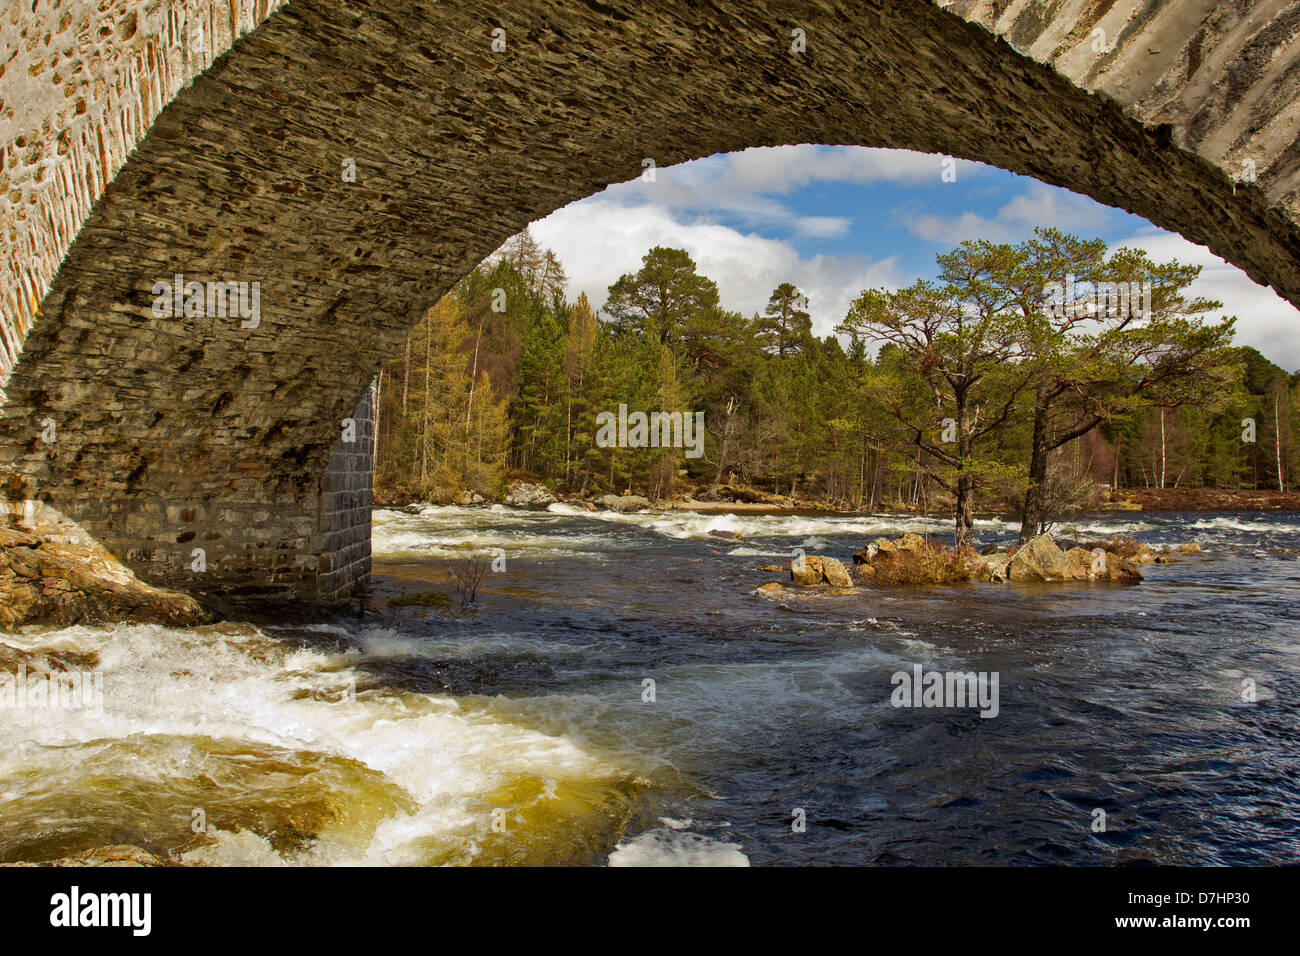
[0,623,659,866]
[6,505,1300,865]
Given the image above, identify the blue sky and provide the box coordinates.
[529,145,1300,371]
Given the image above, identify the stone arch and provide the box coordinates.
[2,0,1299,600]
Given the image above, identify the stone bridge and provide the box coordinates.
[2,0,1299,603]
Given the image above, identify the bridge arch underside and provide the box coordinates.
[3,0,1300,603]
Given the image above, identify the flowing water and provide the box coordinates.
[2,505,1298,866]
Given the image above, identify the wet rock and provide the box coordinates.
[977,551,1012,583]
[1063,547,1094,580]
[17,845,174,867]
[852,537,897,565]
[0,531,208,630]
[1060,546,1143,583]
[597,493,651,513]
[504,481,555,507]
[455,490,486,506]
[790,555,853,588]
[0,527,39,548]
[754,581,784,595]
[708,529,742,540]
[819,556,854,587]
[1008,533,1071,582]
[1099,552,1144,584]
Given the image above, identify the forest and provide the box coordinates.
[372,227,1299,543]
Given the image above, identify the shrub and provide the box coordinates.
[870,540,975,585]
[1074,533,1145,558]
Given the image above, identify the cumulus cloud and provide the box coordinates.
[596,145,984,237]
[1118,228,1300,371]
[527,145,988,331]
[530,197,903,335]
[902,181,1116,243]
[526,144,1300,370]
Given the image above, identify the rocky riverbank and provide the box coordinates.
[0,507,208,631]
[1101,487,1300,511]
[381,478,1300,519]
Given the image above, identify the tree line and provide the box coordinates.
[374,228,1299,545]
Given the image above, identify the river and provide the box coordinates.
[1,505,1297,865]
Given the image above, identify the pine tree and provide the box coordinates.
[758,283,813,357]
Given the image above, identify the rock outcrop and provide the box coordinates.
[4,845,174,867]
[977,552,1012,583]
[504,482,556,508]
[835,531,1152,589]
[1,525,209,630]
[1008,533,1072,582]
[596,494,652,513]
[790,555,854,588]
[1003,535,1143,584]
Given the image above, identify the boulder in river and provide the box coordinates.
[1003,537,1143,584]
[852,537,897,566]
[1007,533,1072,582]
[790,555,853,588]
[977,551,1012,583]
[596,493,651,513]
[1,525,208,629]
[504,481,556,507]
[7,844,173,867]
[1098,552,1144,583]
[897,533,928,552]
[856,535,972,585]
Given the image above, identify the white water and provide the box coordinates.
[375,502,1300,561]
[0,623,649,866]
[9,503,1298,866]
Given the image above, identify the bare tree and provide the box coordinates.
[447,556,489,607]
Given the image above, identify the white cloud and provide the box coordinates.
[594,145,984,236]
[795,216,852,238]
[902,181,1116,243]
[530,197,903,336]
[1119,228,1300,371]
[528,144,1300,372]
[527,145,981,331]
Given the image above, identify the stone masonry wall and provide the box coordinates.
[8,382,374,604]
[317,380,375,604]
[0,0,284,391]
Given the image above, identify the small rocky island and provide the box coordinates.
[755,532,1204,596]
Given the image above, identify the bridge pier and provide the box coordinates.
[3,383,376,607]
[314,382,376,604]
